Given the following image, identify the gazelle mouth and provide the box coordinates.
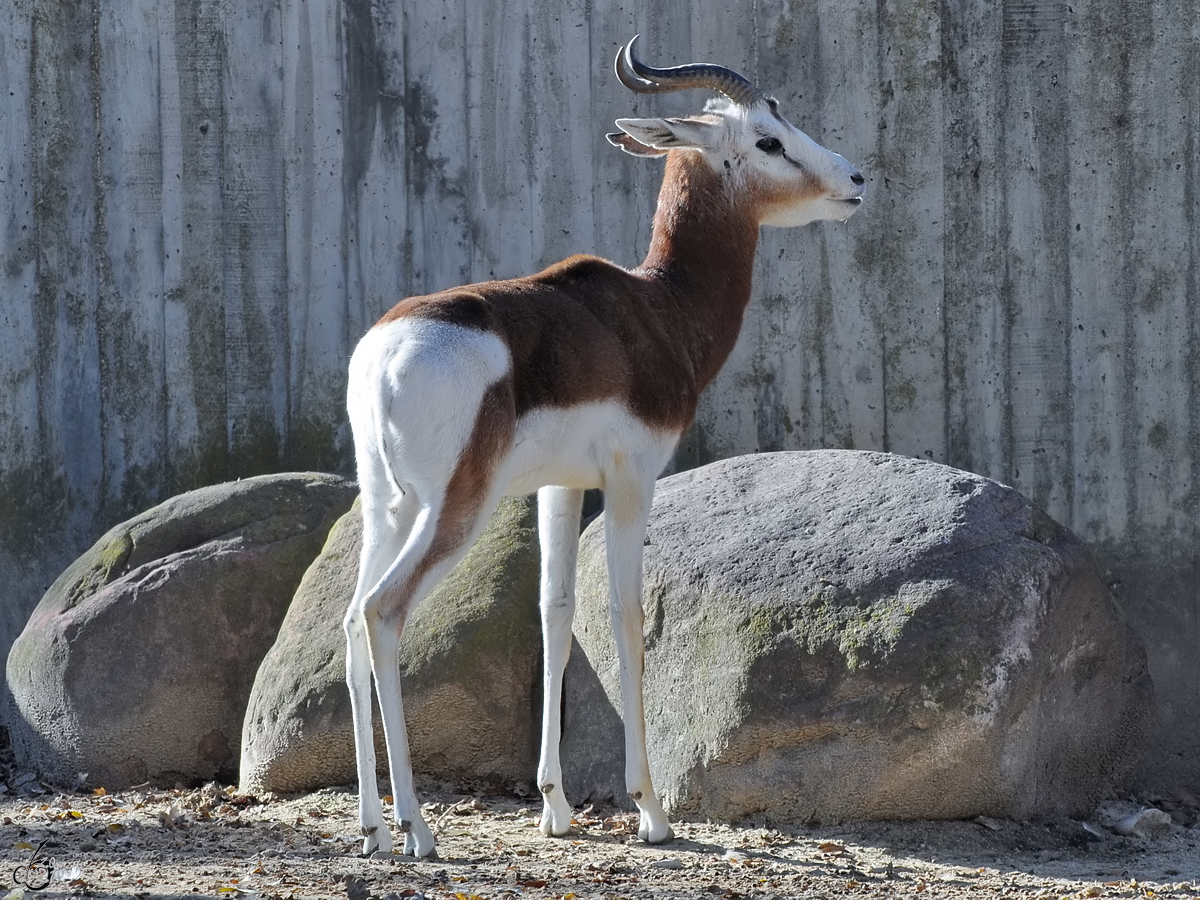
[835,196,863,224]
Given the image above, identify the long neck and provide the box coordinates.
[639,151,761,392]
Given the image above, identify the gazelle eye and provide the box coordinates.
[756,136,784,155]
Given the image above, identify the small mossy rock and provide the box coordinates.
[561,450,1152,824]
[5,473,357,789]
[239,494,541,795]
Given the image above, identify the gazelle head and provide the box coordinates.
[608,37,865,228]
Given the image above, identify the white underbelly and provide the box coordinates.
[503,401,680,496]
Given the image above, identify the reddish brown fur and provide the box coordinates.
[375,150,763,435]
[432,378,516,554]
[746,166,826,224]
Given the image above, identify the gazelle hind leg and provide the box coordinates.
[364,482,512,857]
[603,475,673,845]
[536,486,585,837]
[365,572,435,858]
[346,321,517,857]
[353,500,441,858]
[345,494,418,856]
[345,611,391,855]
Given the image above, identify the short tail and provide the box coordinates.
[372,386,407,502]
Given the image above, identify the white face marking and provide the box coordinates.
[616,98,864,228]
[736,102,865,227]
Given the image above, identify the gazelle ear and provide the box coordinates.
[606,131,668,157]
[612,117,719,153]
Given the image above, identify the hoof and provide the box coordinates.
[538,787,573,838]
[400,817,437,858]
[361,825,394,857]
[638,815,674,844]
[631,790,672,844]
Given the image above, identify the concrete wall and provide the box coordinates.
[2,0,1197,791]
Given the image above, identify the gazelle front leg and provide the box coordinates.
[536,485,585,837]
[603,476,673,845]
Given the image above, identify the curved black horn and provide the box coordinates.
[614,35,767,108]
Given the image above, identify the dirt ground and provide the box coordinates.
[2,774,1198,900]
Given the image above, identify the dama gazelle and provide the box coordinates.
[343,37,864,858]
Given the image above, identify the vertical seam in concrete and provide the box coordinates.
[880,332,890,452]
[874,0,888,453]
[1051,7,1075,521]
[938,0,955,470]
[399,1,413,301]
[522,11,535,267]
[459,0,470,278]
[218,0,232,478]
[751,0,760,87]
[277,0,292,458]
[28,6,48,477]
[816,230,832,446]
[1185,0,1200,635]
[996,5,1015,487]
[90,0,111,507]
[342,0,355,358]
[813,0,832,447]
[156,22,170,489]
[289,0,313,435]
[1115,11,1138,550]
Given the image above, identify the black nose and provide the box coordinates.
[850,171,865,186]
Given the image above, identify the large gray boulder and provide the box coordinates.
[239,494,541,795]
[6,473,357,789]
[561,450,1151,824]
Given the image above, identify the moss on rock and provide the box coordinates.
[562,450,1151,825]
[239,493,542,795]
[6,473,358,789]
